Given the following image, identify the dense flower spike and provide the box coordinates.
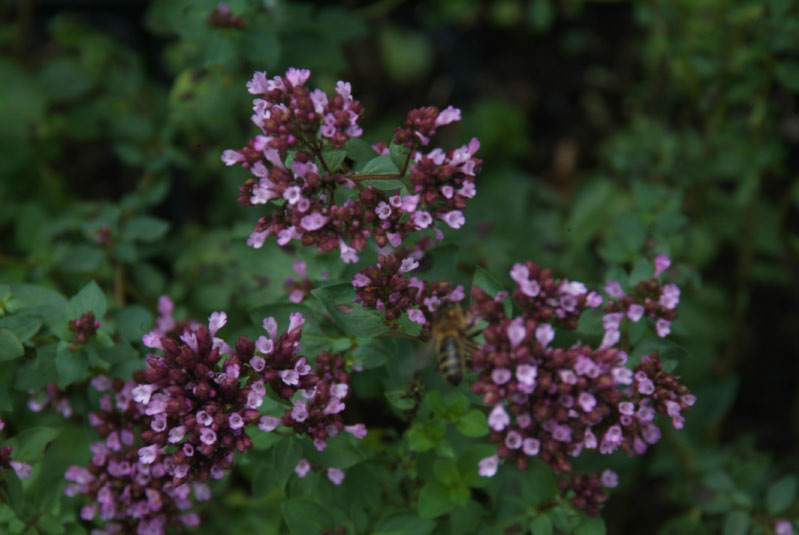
[468,257,693,514]
[224,68,482,262]
[67,301,366,533]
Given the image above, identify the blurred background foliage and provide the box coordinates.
[0,0,797,533]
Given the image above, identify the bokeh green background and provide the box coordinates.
[1,0,797,533]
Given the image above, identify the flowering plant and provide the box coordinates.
[0,52,795,535]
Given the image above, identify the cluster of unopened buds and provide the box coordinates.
[222,67,481,263]
[207,2,245,29]
[467,256,693,514]
[66,302,365,534]
[68,311,100,351]
[0,418,33,481]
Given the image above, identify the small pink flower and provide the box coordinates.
[507,319,526,348]
[449,285,465,301]
[442,210,465,229]
[601,469,619,488]
[353,274,371,287]
[491,368,512,385]
[577,392,596,412]
[627,304,645,322]
[168,426,186,444]
[399,257,419,273]
[387,232,402,247]
[10,461,32,480]
[488,404,510,431]
[655,319,671,338]
[522,438,540,456]
[288,312,305,332]
[259,416,281,432]
[344,424,367,439]
[654,253,671,277]
[516,364,537,387]
[585,291,603,307]
[605,281,625,298]
[408,309,426,325]
[478,455,499,477]
[600,329,620,349]
[440,185,454,199]
[457,182,476,198]
[300,212,328,231]
[659,284,680,309]
[435,105,461,126]
[402,195,420,212]
[339,238,359,263]
[199,428,217,446]
[535,323,554,346]
[327,468,345,485]
[291,400,308,422]
[250,356,266,372]
[412,211,432,229]
[138,445,158,465]
[295,459,311,478]
[256,336,274,355]
[505,431,522,449]
[516,413,532,428]
[375,202,392,220]
[775,520,794,535]
[229,413,244,430]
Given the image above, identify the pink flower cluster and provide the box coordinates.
[68,311,100,351]
[223,68,481,263]
[67,304,366,534]
[352,252,465,328]
[470,260,694,514]
[64,378,208,535]
[260,350,366,452]
[509,261,604,330]
[601,254,680,345]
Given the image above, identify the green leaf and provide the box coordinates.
[0,471,24,515]
[776,62,799,91]
[67,280,107,320]
[37,514,65,535]
[418,481,456,518]
[345,138,377,163]
[766,475,797,514]
[8,284,67,327]
[389,142,411,175]
[722,511,750,535]
[322,149,347,172]
[111,305,153,343]
[521,461,558,506]
[311,284,388,338]
[0,329,24,361]
[363,178,403,190]
[0,314,42,342]
[122,215,169,242]
[386,389,416,410]
[247,428,282,451]
[373,512,435,535]
[5,426,60,463]
[433,459,460,486]
[281,498,335,535]
[272,436,302,489]
[302,434,365,469]
[455,410,489,438]
[56,343,88,387]
[359,149,397,177]
[529,514,554,535]
[16,344,58,390]
[575,516,606,535]
[471,265,511,317]
[425,391,447,417]
[628,258,654,285]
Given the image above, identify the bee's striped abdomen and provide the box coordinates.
[438,336,464,385]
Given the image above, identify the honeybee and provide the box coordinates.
[431,301,470,385]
